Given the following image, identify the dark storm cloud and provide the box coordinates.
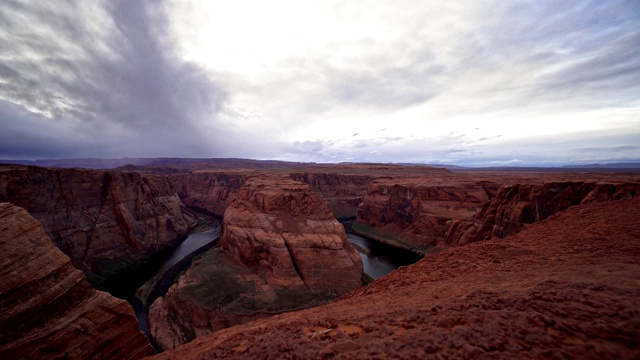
[0,0,228,159]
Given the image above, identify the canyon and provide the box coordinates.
[0,159,638,358]
[0,165,197,291]
[0,203,153,359]
[147,176,364,350]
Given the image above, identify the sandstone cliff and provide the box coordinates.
[444,181,640,244]
[0,203,154,359]
[355,177,498,251]
[168,171,248,216]
[289,172,373,218]
[148,197,640,359]
[221,176,364,293]
[0,165,197,290]
[147,176,364,350]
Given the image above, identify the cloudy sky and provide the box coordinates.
[1,0,639,166]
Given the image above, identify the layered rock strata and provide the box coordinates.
[355,178,498,251]
[290,172,373,218]
[168,171,248,216]
[149,197,640,359]
[221,176,364,293]
[0,203,154,359]
[0,165,197,290]
[445,181,640,245]
[148,176,363,350]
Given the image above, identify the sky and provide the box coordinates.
[1,0,639,166]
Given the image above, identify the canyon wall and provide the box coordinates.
[0,165,197,290]
[445,181,640,245]
[0,203,154,359]
[150,197,640,359]
[289,172,373,218]
[148,176,364,350]
[168,171,248,216]
[168,171,373,219]
[355,177,498,251]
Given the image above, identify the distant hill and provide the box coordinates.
[1,158,639,173]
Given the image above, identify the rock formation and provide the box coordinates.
[289,172,373,218]
[0,165,197,290]
[168,171,248,216]
[355,177,498,251]
[148,197,640,359]
[147,176,364,350]
[0,203,154,359]
[221,176,364,293]
[445,181,640,245]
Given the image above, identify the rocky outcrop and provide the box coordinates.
[289,172,373,218]
[149,197,640,359]
[168,171,247,216]
[0,165,197,290]
[221,176,364,293]
[355,178,498,251]
[147,176,363,350]
[444,181,640,245]
[0,203,154,359]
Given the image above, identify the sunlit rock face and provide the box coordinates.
[0,165,197,290]
[0,203,154,359]
[148,176,364,350]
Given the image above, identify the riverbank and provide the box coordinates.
[342,220,438,256]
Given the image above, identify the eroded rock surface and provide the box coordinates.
[221,176,364,293]
[290,172,373,218]
[445,181,640,244]
[148,176,363,350]
[169,171,247,216]
[355,177,498,251]
[149,197,640,359]
[0,165,197,290]
[0,203,154,359]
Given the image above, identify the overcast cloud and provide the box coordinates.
[1,0,639,166]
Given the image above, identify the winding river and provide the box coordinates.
[347,233,423,279]
[128,223,423,346]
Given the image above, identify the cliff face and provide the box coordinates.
[149,197,640,360]
[168,171,247,216]
[0,165,197,290]
[148,176,363,350]
[168,171,372,219]
[444,181,640,244]
[0,203,154,359]
[221,176,364,293]
[355,178,497,250]
[289,172,373,218]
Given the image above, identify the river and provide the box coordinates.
[128,224,423,348]
[347,233,423,279]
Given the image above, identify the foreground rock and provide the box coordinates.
[0,203,154,359]
[148,176,364,350]
[0,165,197,290]
[150,197,640,359]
